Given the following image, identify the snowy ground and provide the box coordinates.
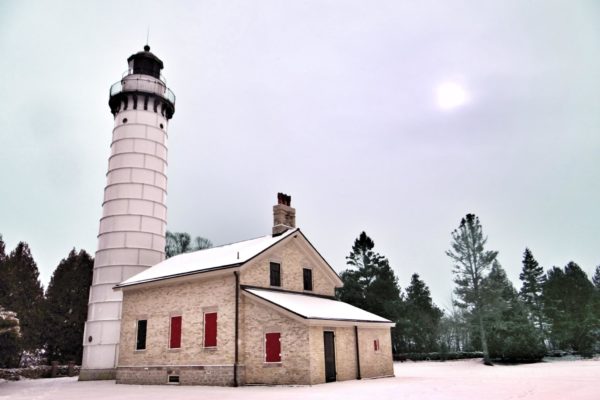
[0,359,598,400]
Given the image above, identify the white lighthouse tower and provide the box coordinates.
[80,46,175,380]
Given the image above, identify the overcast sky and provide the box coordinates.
[1,1,598,308]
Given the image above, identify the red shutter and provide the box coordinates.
[204,312,217,347]
[374,339,379,351]
[170,316,182,348]
[265,332,281,362]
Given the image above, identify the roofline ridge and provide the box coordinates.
[170,228,300,257]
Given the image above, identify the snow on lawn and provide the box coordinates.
[1,359,598,400]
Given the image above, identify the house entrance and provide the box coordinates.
[323,331,336,382]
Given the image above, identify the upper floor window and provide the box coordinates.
[270,262,281,287]
[374,339,380,352]
[170,315,182,349]
[136,319,147,350]
[303,268,313,291]
[204,312,217,348]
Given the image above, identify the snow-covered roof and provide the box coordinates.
[244,287,394,325]
[117,228,299,287]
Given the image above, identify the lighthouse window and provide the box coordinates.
[160,123,164,129]
[122,118,128,123]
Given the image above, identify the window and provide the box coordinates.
[136,320,147,350]
[168,375,180,384]
[270,262,281,287]
[303,268,313,291]
[204,312,217,348]
[374,339,380,352]
[170,316,182,349]
[265,332,281,362]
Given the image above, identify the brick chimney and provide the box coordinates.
[273,193,296,235]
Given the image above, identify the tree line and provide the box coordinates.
[338,216,600,363]
[0,236,93,367]
[0,231,211,368]
[1,221,598,368]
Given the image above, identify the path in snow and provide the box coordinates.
[0,359,598,400]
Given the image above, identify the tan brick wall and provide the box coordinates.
[308,326,358,384]
[241,295,311,385]
[240,236,336,297]
[308,326,393,383]
[357,327,394,378]
[308,326,325,384]
[118,274,237,368]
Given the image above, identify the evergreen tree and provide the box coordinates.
[480,261,545,361]
[0,234,6,263]
[399,274,443,353]
[337,232,402,323]
[44,249,94,363]
[0,242,45,355]
[0,234,7,308]
[542,262,598,356]
[518,248,545,335]
[593,265,600,289]
[0,305,21,368]
[446,214,498,365]
[165,231,212,258]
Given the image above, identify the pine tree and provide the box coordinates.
[542,262,598,356]
[0,305,21,367]
[337,232,402,323]
[0,242,45,355]
[399,274,443,353]
[446,214,498,365]
[44,249,94,363]
[0,234,6,263]
[480,261,545,361]
[518,248,545,335]
[0,234,7,307]
[593,265,600,289]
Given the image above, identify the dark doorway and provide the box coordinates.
[323,331,336,382]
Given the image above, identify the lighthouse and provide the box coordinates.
[80,46,175,380]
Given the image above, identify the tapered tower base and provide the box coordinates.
[81,45,175,379]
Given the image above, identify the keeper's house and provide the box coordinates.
[114,194,394,385]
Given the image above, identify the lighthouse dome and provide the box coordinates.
[127,45,164,79]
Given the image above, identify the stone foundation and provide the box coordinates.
[78,368,116,381]
[116,365,245,386]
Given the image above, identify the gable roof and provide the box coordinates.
[117,228,298,288]
[116,228,342,288]
[244,287,394,326]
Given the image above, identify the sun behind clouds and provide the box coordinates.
[436,81,469,110]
